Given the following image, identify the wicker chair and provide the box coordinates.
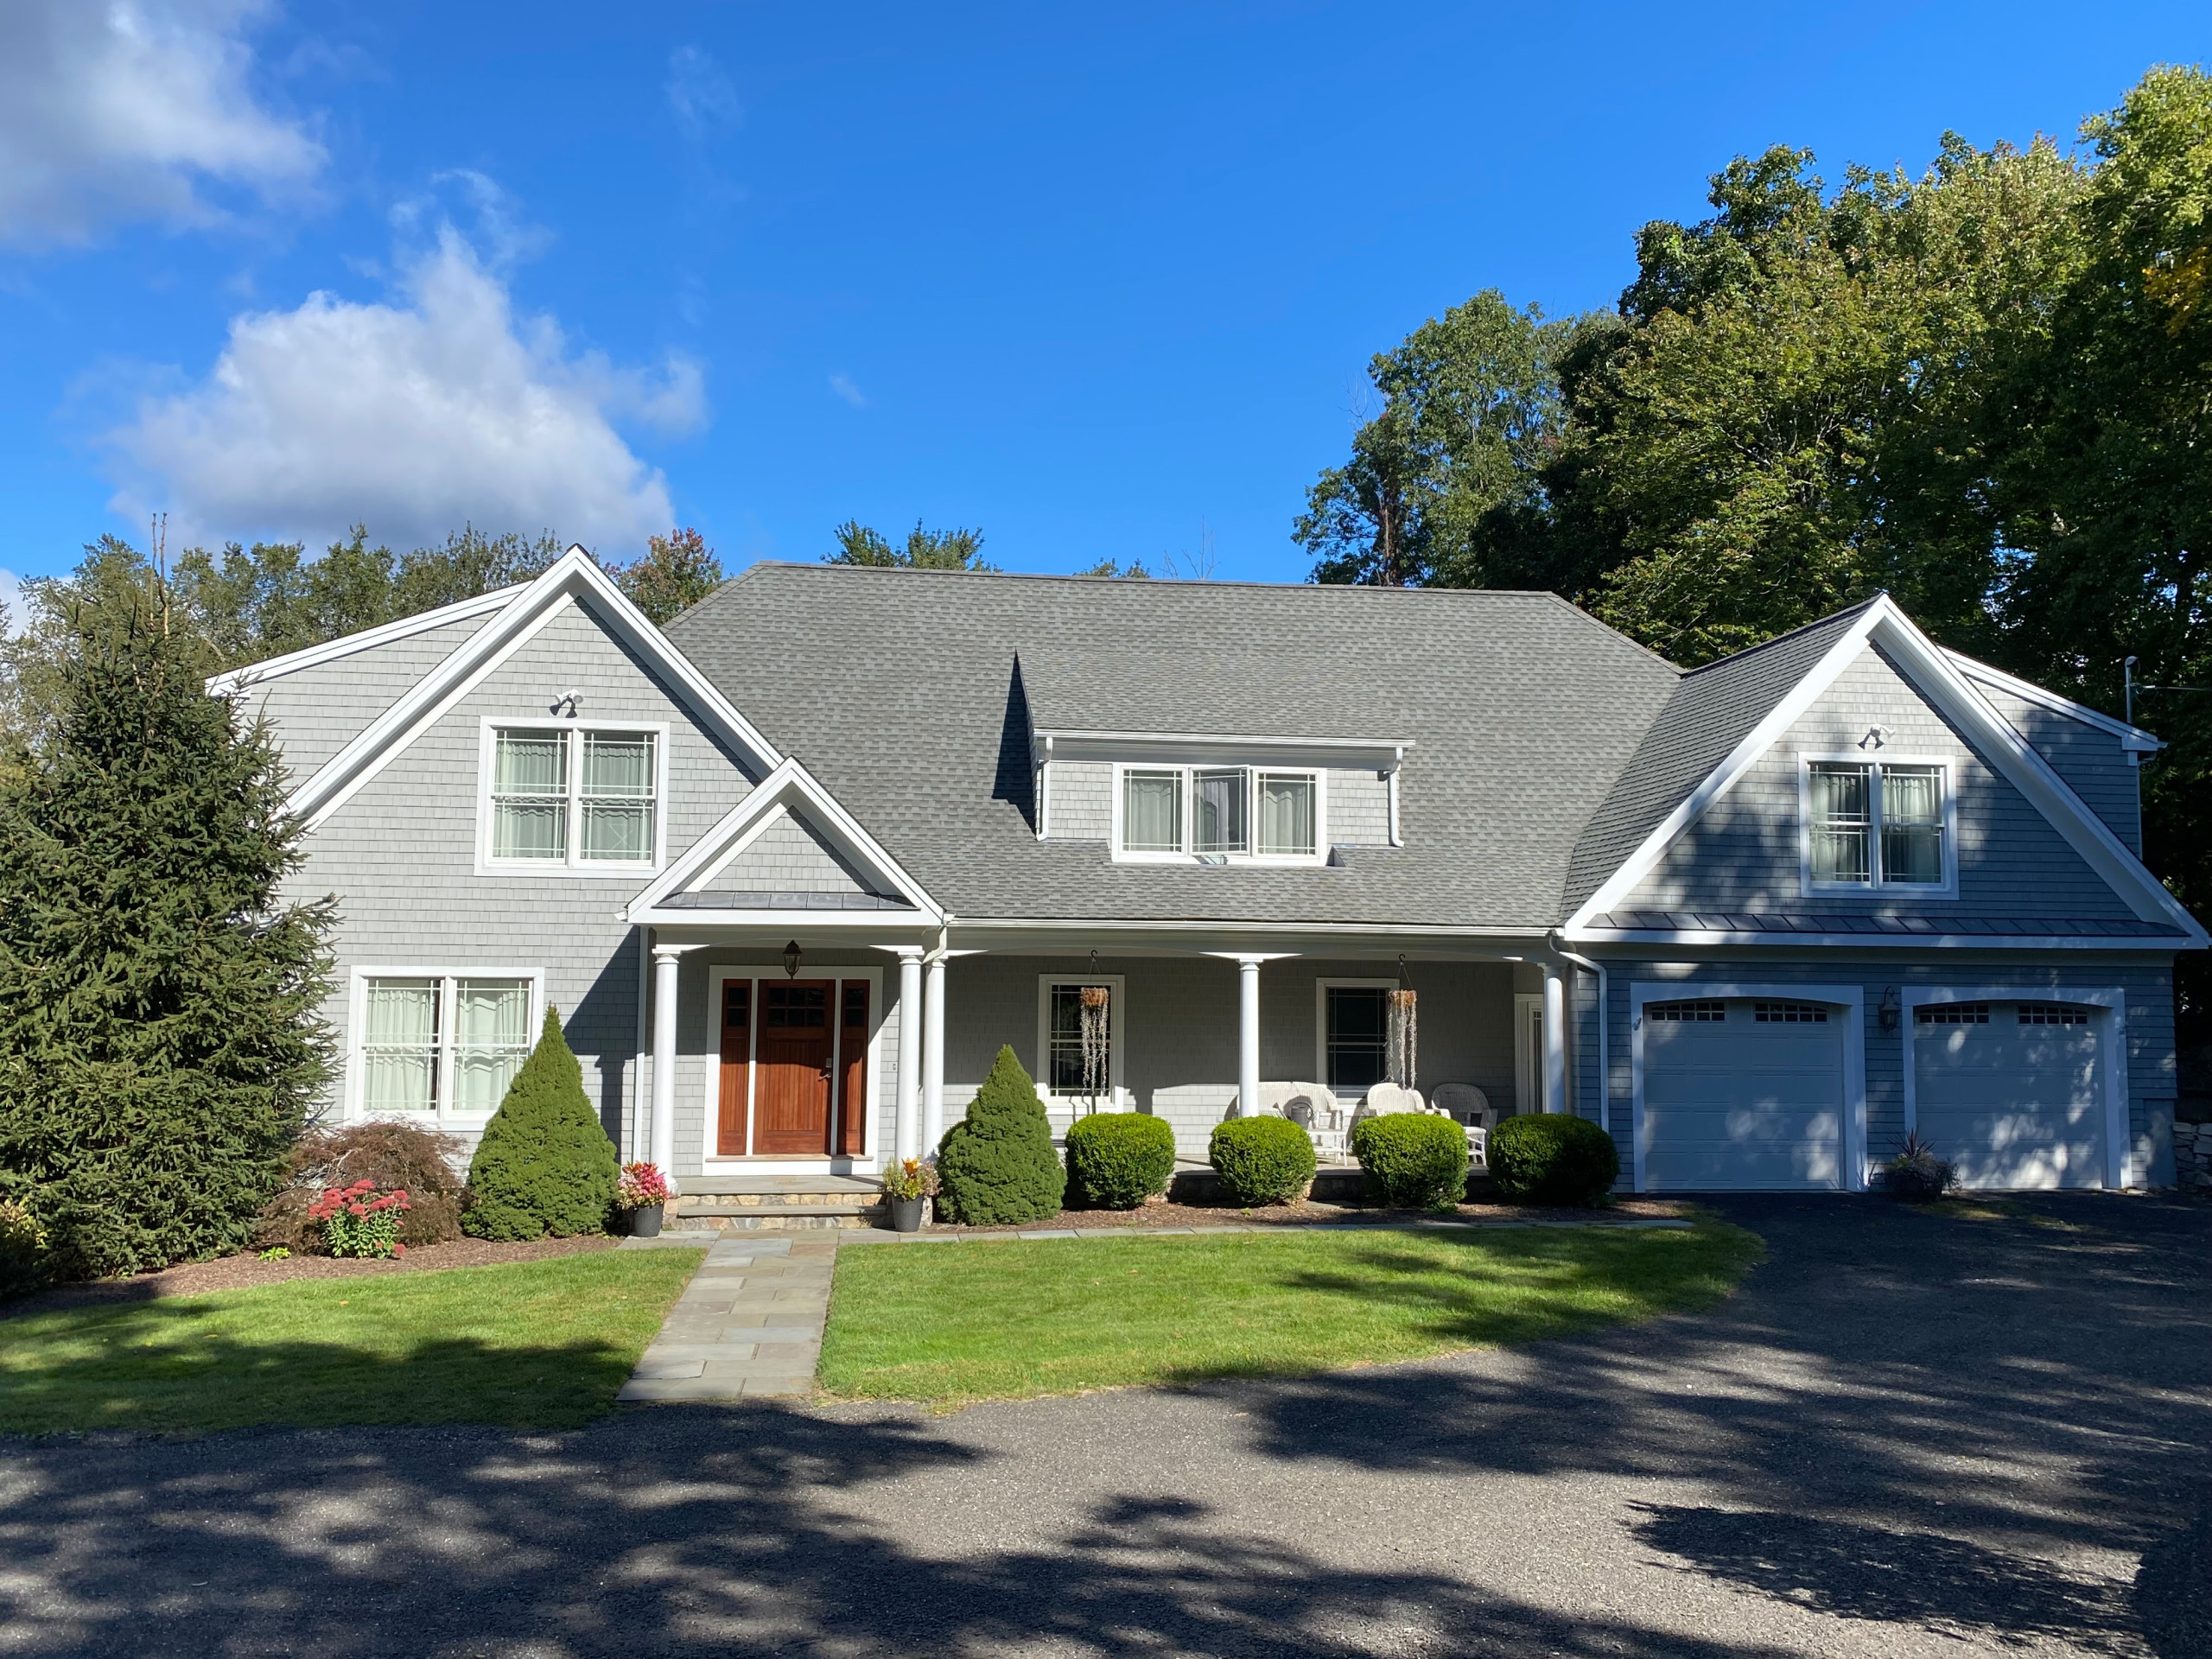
[1429,1082,1491,1169]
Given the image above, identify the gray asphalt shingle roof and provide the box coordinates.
[668,565,1683,929]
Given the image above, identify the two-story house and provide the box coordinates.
[215,547,2203,1213]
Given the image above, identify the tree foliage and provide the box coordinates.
[0,576,334,1278]
[935,1046,1064,1224]
[826,519,995,571]
[614,526,725,623]
[463,1009,620,1241]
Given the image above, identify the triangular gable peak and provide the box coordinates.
[282,546,782,833]
[1563,595,2208,946]
[627,758,943,928]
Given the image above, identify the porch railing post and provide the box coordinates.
[1237,956,1262,1118]
[651,944,683,1174]
[922,951,948,1154]
[893,947,924,1162]
[1542,960,1567,1115]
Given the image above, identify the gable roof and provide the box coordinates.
[267,547,783,833]
[207,584,523,697]
[665,564,1681,931]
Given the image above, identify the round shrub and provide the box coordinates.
[937,1046,1066,1225]
[1065,1111,1176,1210]
[1209,1115,1316,1206]
[464,1009,620,1240]
[1489,1113,1620,1207]
[258,1120,471,1251]
[0,1198,50,1301]
[1351,1113,1471,1211]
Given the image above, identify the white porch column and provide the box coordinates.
[1542,960,1567,1115]
[922,951,948,1154]
[893,948,923,1162]
[650,944,683,1173]
[1236,956,1262,1118]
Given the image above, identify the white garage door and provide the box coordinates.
[1913,1001,2105,1189]
[1643,998,1845,1190]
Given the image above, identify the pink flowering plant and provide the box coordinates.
[308,1179,410,1259]
[617,1162,672,1210]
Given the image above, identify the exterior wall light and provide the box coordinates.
[783,939,802,980]
[1878,986,1902,1033]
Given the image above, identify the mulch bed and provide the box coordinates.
[3,1235,632,1319]
[940,1195,1689,1235]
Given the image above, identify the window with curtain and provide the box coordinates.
[1808,760,1946,887]
[1194,768,1249,854]
[582,731,657,861]
[1257,772,1316,856]
[1325,986,1389,1091]
[1122,769,1183,852]
[492,729,569,859]
[362,975,534,1116]
[488,726,659,868]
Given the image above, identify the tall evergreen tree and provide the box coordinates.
[0,578,334,1278]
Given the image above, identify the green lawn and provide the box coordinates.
[0,1249,703,1434]
[821,1222,1763,1404]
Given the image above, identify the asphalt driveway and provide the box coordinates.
[2,1194,2207,1658]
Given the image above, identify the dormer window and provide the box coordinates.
[1114,765,1323,863]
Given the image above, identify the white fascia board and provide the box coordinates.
[1038,729,1412,769]
[1942,651,2164,750]
[634,906,931,930]
[624,756,944,924]
[1564,605,1885,931]
[205,585,524,696]
[286,548,783,833]
[1560,925,2190,950]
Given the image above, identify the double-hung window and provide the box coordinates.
[486,724,662,870]
[1036,975,1126,1108]
[1806,760,1948,889]
[359,973,537,1118]
[1116,766,1321,861]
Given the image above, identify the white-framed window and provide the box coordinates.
[1315,977,1395,1096]
[353,969,543,1120]
[1035,975,1127,1108]
[1112,765,1325,864]
[479,720,668,874]
[1799,754,1955,894]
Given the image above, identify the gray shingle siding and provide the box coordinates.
[1972,681,2145,855]
[1043,760,1111,839]
[1619,645,2139,920]
[236,613,494,782]
[718,812,878,895]
[1327,767,1391,847]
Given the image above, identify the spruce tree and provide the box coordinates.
[936,1046,1065,1224]
[0,582,334,1279]
[464,1009,620,1239]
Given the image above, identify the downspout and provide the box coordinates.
[1548,937,1607,1136]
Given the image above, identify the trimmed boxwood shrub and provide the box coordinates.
[1489,1113,1620,1207]
[1065,1111,1175,1210]
[937,1046,1066,1225]
[1351,1113,1471,1211]
[463,1010,620,1240]
[1209,1115,1316,1205]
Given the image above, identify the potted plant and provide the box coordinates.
[1878,1131,1957,1201]
[617,1162,674,1236]
[880,1158,939,1233]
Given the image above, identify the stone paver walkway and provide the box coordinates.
[614,1233,836,1402]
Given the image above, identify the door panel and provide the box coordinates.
[716,981,752,1156]
[1916,1002,2103,1189]
[754,980,835,1155]
[1643,1000,1844,1191]
[837,982,868,1156]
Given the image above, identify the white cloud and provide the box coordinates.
[665,45,740,139]
[0,1,324,246]
[105,225,701,551]
[828,372,868,409]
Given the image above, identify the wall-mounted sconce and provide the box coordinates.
[783,939,802,980]
[1878,986,1901,1033]
[550,689,583,718]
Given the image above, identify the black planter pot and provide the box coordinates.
[888,1195,925,1234]
[629,1202,665,1238]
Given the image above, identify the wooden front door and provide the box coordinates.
[716,982,752,1156]
[753,980,836,1154]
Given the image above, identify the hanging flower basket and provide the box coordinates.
[1387,987,1419,1090]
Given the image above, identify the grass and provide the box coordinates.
[0,1248,703,1435]
[820,1221,1763,1404]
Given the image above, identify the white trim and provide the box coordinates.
[1565,598,2210,947]
[1513,992,1544,1120]
[1038,728,1411,771]
[701,963,885,1173]
[1942,652,2164,749]
[1795,751,1959,899]
[1567,926,2184,950]
[206,585,523,696]
[1034,974,1128,1109]
[1898,985,2132,1190]
[288,548,781,834]
[346,966,546,1127]
[1314,976,1395,1098]
[474,717,671,876]
[1109,761,1329,866]
[1628,981,1867,1194]
[626,755,944,925]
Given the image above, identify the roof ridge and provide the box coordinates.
[1678,597,1883,679]
[730,561,1591,600]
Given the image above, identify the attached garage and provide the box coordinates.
[1637,995,1851,1191]
[1909,997,2118,1189]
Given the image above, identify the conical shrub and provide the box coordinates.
[463,1009,619,1239]
[936,1046,1065,1225]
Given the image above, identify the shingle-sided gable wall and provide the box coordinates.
[1620,644,2138,918]
[1971,682,2144,855]
[232,613,494,783]
[712,810,877,895]
[283,598,762,1145]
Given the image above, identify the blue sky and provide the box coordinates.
[1,2,2206,615]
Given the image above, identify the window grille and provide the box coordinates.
[2018,1005,2091,1027]
[1325,986,1389,1089]
[1916,1002,1989,1025]
[362,975,532,1116]
[1649,1000,1727,1022]
[1753,1001,1829,1023]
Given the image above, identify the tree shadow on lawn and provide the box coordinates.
[0,1405,1851,1659]
[1216,1192,2212,1658]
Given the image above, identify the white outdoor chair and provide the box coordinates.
[1247,1080,1300,1119]
[1361,1082,1427,1117]
[1281,1084,1347,1160]
[1431,1083,1493,1169]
